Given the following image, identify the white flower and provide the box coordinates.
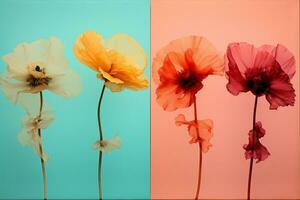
[93,135,121,153]
[18,110,54,161]
[0,37,82,104]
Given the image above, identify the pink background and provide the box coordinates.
[151,0,299,199]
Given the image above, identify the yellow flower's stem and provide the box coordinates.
[193,98,202,200]
[97,83,106,200]
[247,95,258,200]
[38,91,47,200]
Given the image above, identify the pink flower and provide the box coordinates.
[243,121,270,163]
[175,114,213,153]
[226,43,296,109]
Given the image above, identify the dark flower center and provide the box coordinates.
[246,75,270,96]
[26,65,51,87]
[27,75,51,87]
[35,65,42,72]
[178,72,200,90]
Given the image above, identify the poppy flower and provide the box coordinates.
[93,135,121,153]
[226,42,296,109]
[18,109,54,161]
[73,31,148,92]
[175,114,213,153]
[0,37,82,104]
[152,36,224,111]
[243,121,270,163]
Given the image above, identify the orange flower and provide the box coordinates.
[74,31,148,92]
[152,36,224,111]
[175,114,213,153]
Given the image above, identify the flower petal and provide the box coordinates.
[243,122,270,163]
[226,42,257,74]
[225,61,248,95]
[18,109,53,162]
[74,31,112,72]
[254,121,265,138]
[44,37,68,76]
[156,83,194,111]
[105,33,147,70]
[189,119,213,152]
[153,35,223,84]
[175,114,190,126]
[2,43,29,76]
[155,54,196,111]
[265,64,295,109]
[259,44,296,78]
[175,114,213,152]
[93,135,121,153]
[244,142,270,163]
[48,68,82,98]
[107,64,148,91]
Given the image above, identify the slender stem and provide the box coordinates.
[247,95,258,200]
[37,92,47,200]
[97,83,106,200]
[193,98,202,200]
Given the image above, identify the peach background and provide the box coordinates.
[151,0,299,199]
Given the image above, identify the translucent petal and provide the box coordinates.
[152,35,224,84]
[48,68,82,98]
[93,135,121,153]
[73,31,111,72]
[105,33,147,69]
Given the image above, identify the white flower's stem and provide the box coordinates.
[38,91,47,200]
[97,83,106,200]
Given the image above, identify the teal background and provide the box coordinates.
[0,0,150,199]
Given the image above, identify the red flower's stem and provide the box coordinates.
[97,83,106,200]
[247,95,258,200]
[38,91,47,200]
[193,98,202,200]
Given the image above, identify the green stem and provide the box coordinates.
[97,83,106,200]
[37,91,47,200]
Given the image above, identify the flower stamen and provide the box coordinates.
[246,74,270,96]
[27,75,52,87]
[178,72,200,90]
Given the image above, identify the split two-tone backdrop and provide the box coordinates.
[0,0,299,199]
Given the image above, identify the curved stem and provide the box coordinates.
[193,98,202,200]
[37,92,47,200]
[97,83,106,200]
[247,95,258,200]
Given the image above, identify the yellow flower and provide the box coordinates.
[74,31,148,92]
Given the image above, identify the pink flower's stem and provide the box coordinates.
[38,92,47,200]
[247,95,258,200]
[97,83,106,200]
[193,98,202,200]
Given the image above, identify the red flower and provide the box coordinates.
[175,114,213,153]
[243,121,270,163]
[153,36,224,111]
[226,43,296,109]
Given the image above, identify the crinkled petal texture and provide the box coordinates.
[74,31,148,92]
[225,42,295,109]
[243,121,270,163]
[93,135,121,153]
[18,109,54,161]
[152,36,224,111]
[175,114,213,153]
[0,37,82,105]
